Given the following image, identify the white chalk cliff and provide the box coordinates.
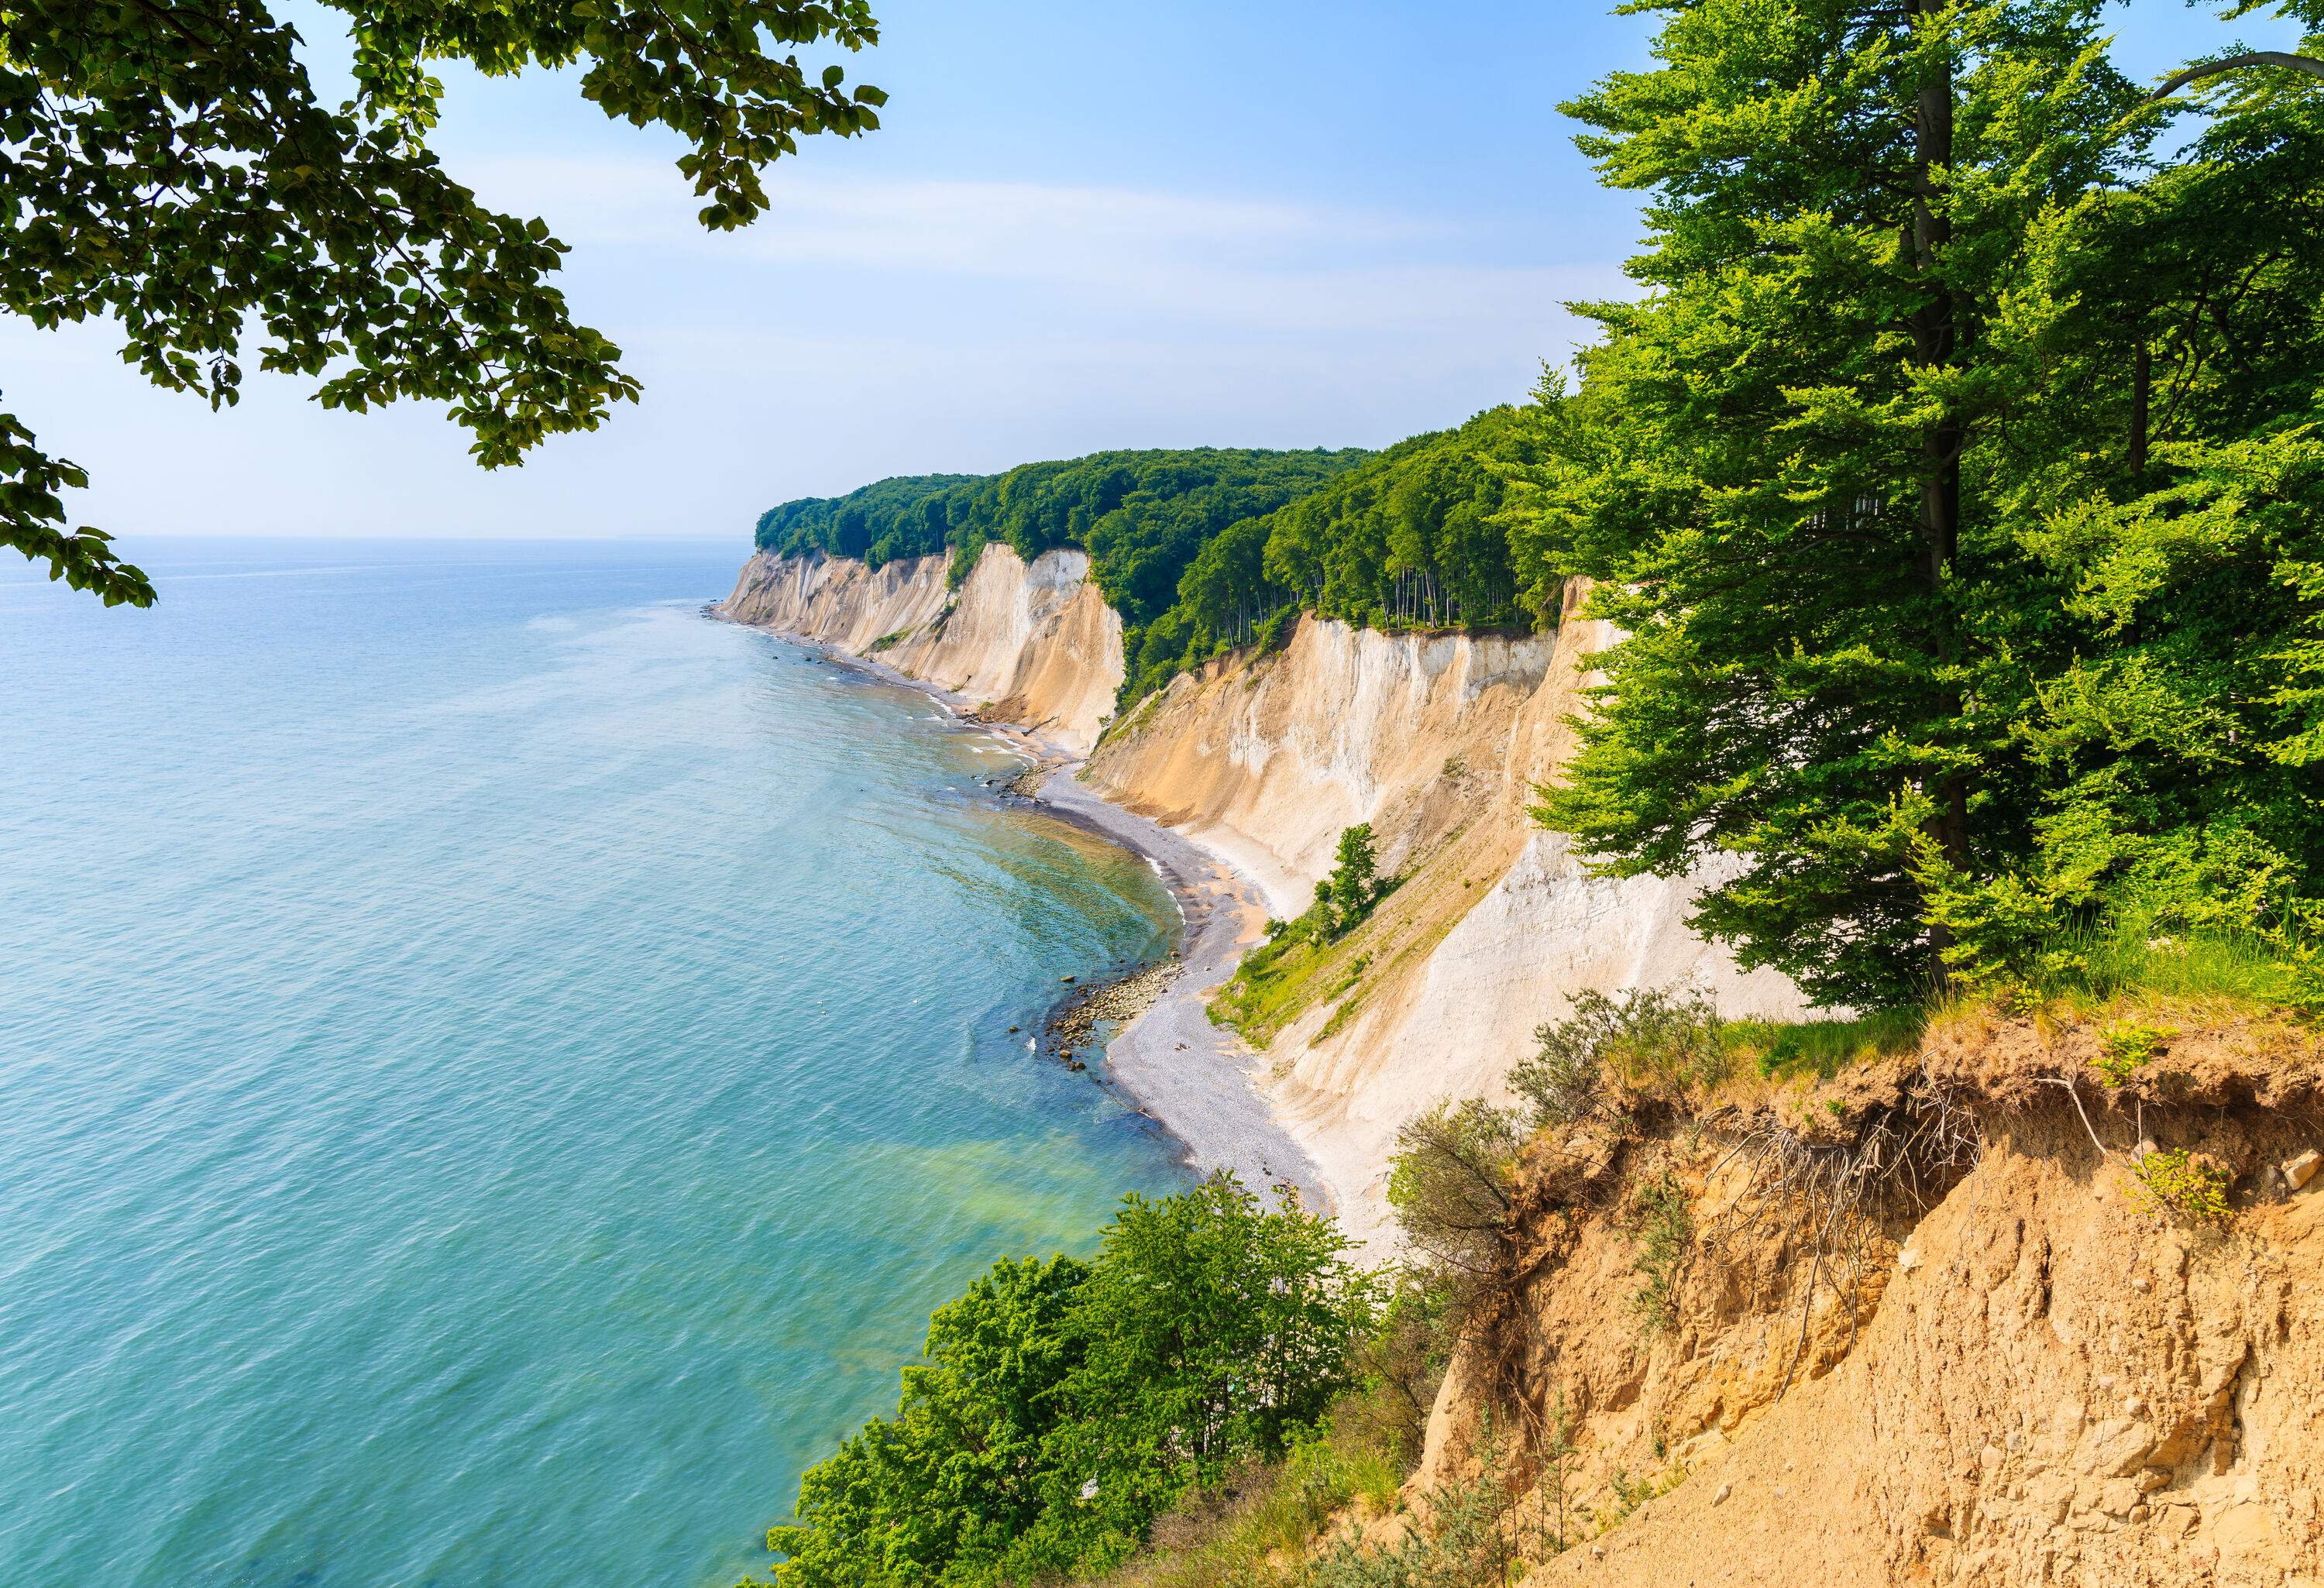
[718,545,1812,1243]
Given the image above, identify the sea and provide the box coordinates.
[0,538,1190,1587]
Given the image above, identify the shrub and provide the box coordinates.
[1318,824,1385,937]
[2092,1022,2169,1088]
[1626,1173,1693,1336]
[1103,1429,1374,1588]
[1386,1102,1524,1317]
[2127,1148,2233,1225]
[1308,1425,1556,1587]
[1338,1272,1452,1470]
[1215,827,1395,1039]
[1511,985,1728,1125]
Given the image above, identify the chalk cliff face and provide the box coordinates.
[722,543,1810,1246]
[717,545,1123,756]
[1083,590,1811,1246]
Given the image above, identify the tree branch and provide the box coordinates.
[2145,50,2324,105]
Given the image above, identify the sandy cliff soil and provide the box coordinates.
[1405,1015,2324,1588]
[718,545,1123,755]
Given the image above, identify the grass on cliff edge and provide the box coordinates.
[2031,919,2312,1014]
[1654,920,2310,1093]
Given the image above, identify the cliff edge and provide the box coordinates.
[1404,1013,2324,1587]
[717,545,1123,756]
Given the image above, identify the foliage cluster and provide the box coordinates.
[755,1174,1374,1587]
[1384,1100,1525,1325]
[2092,1022,2170,1086]
[1094,1421,1405,1588]
[1305,1435,1548,1588]
[1624,1173,1693,1337]
[1513,0,2324,1010]
[1098,1418,1558,1588]
[2127,1146,2234,1224]
[6,0,887,606]
[1511,987,1729,1125]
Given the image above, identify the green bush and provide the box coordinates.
[2092,1022,2169,1087]
[1384,1102,1524,1318]
[2127,1148,2233,1225]
[1308,1425,1552,1588]
[1337,1272,1453,1471]
[1510,986,1728,1124]
[1625,1174,1693,1336]
[758,1174,1375,1586]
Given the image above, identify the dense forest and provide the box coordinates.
[751,448,1370,620]
[751,414,1542,705]
[1122,407,1541,699]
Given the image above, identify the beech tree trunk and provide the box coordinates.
[2131,339,2151,476]
[1911,0,1971,977]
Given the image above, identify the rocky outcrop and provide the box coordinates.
[717,545,1123,755]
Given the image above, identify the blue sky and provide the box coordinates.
[6,1,2302,540]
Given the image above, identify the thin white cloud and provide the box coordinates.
[7,159,1622,540]
[466,157,1618,333]
[475,156,1419,256]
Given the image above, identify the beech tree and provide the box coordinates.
[2,1,886,605]
[1524,0,2138,1006]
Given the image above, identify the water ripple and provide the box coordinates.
[0,540,1184,1588]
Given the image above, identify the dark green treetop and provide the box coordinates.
[1521,0,2145,1007]
[1519,0,2324,1006]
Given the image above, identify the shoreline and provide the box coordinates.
[708,607,1333,1215]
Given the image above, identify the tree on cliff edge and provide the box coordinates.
[2,1,885,605]
[1523,0,2324,1007]
[1527,0,2144,1006]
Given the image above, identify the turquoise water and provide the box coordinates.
[0,540,1188,1587]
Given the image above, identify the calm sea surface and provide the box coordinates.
[0,539,1187,1587]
